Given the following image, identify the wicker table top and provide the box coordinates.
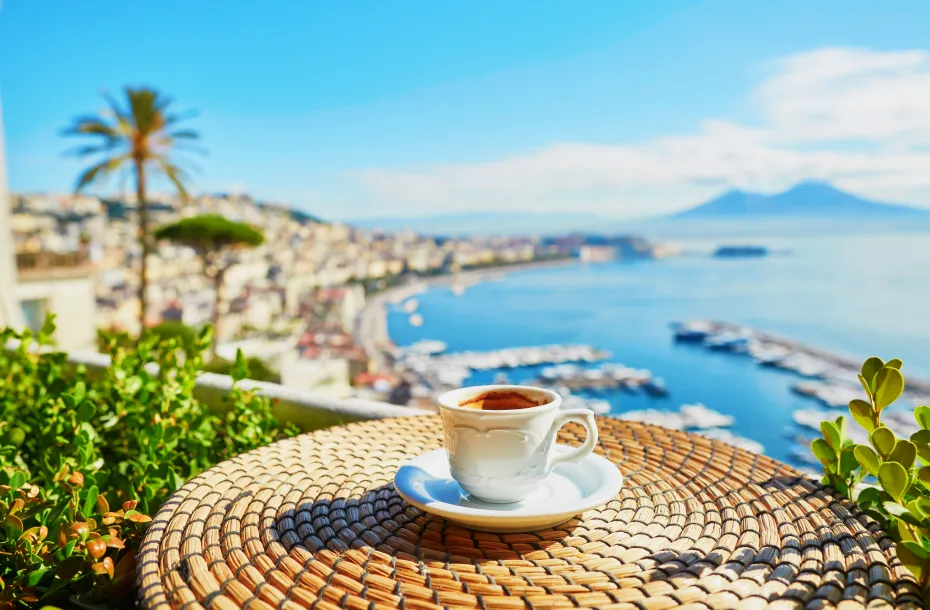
[137,415,921,610]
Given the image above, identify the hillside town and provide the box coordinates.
[9,192,585,394]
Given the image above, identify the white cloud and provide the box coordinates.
[350,47,930,218]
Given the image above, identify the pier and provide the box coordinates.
[673,320,930,400]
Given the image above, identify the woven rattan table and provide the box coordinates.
[137,416,921,610]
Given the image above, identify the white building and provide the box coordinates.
[0,99,97,350]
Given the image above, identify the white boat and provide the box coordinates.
[642,377,669,397]
[407,339,447,355]
[673,320,715,342]
[750,343,790,365]
[680,403,733,429]
[696,428,764,454]
[408,313,423,327]
[705,332,751,352]
[493,373,511,385]
[402,298,419,313]
[618,409,685,430]
[777,353,829,377]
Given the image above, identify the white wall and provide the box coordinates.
[0,95,25,330]
[17,275,96,350]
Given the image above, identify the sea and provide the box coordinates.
[387,229,930,466]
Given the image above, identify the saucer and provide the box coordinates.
[394,445,623,532]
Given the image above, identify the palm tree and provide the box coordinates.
[63,87,198,331]
[154,214,264,358]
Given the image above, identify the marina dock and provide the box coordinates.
[673,319,930,401]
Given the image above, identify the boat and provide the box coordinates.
[642,377,669,397]
[407,339,447,355]
[792,380,861,408]
[402,298,419,313]
[673,320,715,342]
[696,428,764,453]
[704,332,752,352]
[409,313,423,327]
[713,245,769,258]
[493,372,511,385]
[679,403,734,429]
[749,342,790,365]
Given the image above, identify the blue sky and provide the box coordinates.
[3,0,930,219]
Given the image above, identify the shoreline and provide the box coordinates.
[354,257,579,371]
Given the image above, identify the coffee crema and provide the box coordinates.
[457,390,548,411]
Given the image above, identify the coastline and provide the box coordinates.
[354,257,578,371]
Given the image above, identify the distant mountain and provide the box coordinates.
[674,182,930,219]
[349,212,606,236]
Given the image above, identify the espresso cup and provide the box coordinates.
[437,385,598,503]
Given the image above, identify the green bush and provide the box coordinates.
[202,355,280,383]
[0,317,297,608]
[97,321,197,356]
[814,357,930,596]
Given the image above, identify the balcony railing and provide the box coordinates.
[15,250,94,280]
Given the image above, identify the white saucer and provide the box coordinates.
[394,445,623,532]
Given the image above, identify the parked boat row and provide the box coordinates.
[672,320,930,398]
[400,343,609,372]
[618,403,762,453]
[396,343,611,392]
[792,380,863,408]
[532,363,669,395]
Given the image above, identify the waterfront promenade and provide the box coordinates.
[354,258,578,373]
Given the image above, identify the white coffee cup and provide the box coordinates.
[437,385,598,503]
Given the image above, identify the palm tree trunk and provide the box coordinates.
[135,158,149,334]
[211,266,225,360]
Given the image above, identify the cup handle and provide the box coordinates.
[547,408,598,470]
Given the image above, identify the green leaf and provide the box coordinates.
[874,367,904,411]
[82,485,99,517]
[821,420,841,451]
[870,426,897,458]
[9,470,25,490]
[25,567,54,587]
[861,357,885,390]
[858,374,872,398]
[56,555,83,580]
[898,519,919,542]
[888,440,917,470]
[896,541,928,584]
[4,514,23,537]
[879,461,909,502]
[854,445,882,477]
[915,406,930,430]
[125,376,143,395]
[907,497,930,520]
[884,500,911,519]
[232,348,248,381]
[72,380,86,404]
[911,429,930,448]
[835,416,848,445]
[76,400,96,422]
[886,358,903,370]
[856,486,882,507]
[811,438,837,468]
[839,446,859,475]
[848,399,875,432]
[918,466,930,490]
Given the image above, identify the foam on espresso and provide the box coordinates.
[458,390,548,411]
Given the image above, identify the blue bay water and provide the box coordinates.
[387,231,930,465]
